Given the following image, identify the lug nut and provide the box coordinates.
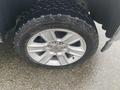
[48,45,52,47]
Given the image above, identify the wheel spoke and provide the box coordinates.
[27,43,47,53]
[67,46,85,56]
[57,53,68,65]
[41,30,57,42]
[62,33,80,44]
[39,51,53,64]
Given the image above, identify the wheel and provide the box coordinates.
[14,15,98,67]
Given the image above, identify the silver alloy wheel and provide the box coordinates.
[27,29,87,66]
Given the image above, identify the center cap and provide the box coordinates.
[48,41,67,53]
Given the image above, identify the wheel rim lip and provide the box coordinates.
[26,28,87,66]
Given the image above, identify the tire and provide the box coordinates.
[14,14,99,67]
